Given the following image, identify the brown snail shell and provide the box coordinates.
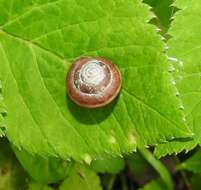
[67,57,122,108]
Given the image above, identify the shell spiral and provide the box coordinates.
[67,57,121,108]
[79,61,106,86]
[74,60,111,94]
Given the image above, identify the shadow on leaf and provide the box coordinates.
[66,95,120,125]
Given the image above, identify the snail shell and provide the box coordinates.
[67,57,122,108]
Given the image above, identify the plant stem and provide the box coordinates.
[180,170,192,190]
[107,175,116,190]
[138,144,173,190]
[175,156,192,190]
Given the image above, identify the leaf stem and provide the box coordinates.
[107,175,116,190]
[175,156,192,190]
[138,144,173,190]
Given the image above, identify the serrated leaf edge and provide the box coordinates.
[0,79,7,137]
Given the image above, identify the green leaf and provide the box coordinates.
[28,182,54,190]
[0,0,191,161]
[155,0,201,157]
[190,174,201,190]
[90,157,124,174]
[178,149,201,174]
[0,139,28,190]
[139,179,166,190]
[59,165,102,190]
[13,146,72,184]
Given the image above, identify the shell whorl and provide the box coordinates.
[79,60,106,85]
[67,57,122,108]
[74,60,111,94]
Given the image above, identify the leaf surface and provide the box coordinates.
[0,0,190,160]
[155,0,201,157]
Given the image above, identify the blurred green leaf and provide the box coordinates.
[179,149,201,174]
[190,174,201,190]
[90,157,124,174]
[13,146,73,184]
[28,182,54,190]
[60,165,102,190]
[139,179,166,190]
[0,139,28,190]
[127,152,149,177]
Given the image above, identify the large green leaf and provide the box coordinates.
[155,0,201,157]
[0,0,191,161]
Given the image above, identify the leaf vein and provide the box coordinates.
[0,42,57,155]
[122,88,180,129]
